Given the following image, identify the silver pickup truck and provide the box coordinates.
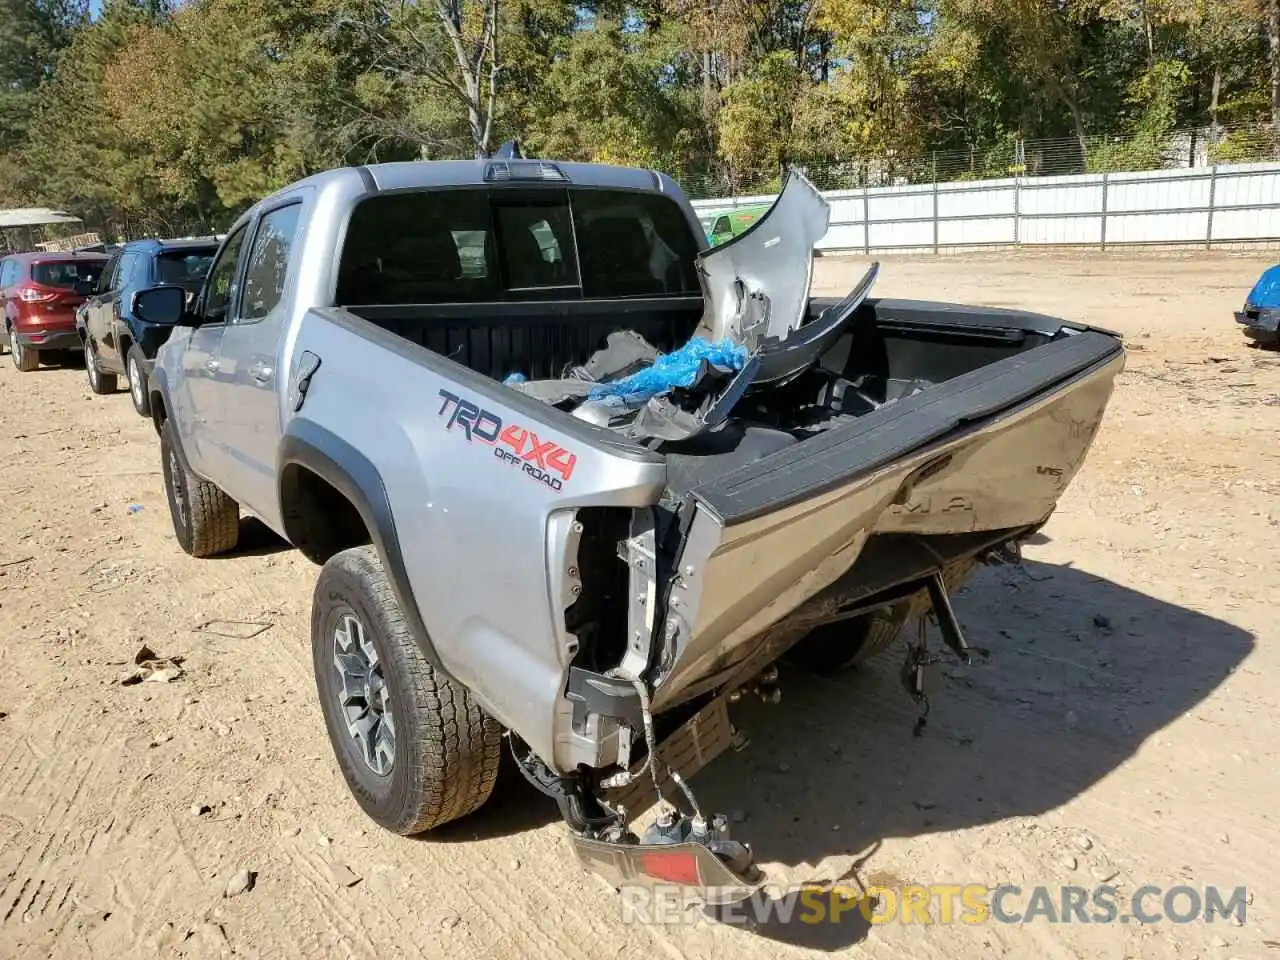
[133,157,1124,903]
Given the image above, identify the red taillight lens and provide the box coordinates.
[640,850,701,886]
[18,287,57,303]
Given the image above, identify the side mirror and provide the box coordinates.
[74,280,95,298]
[132,286,192,327]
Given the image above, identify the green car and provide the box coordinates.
[699,205,771,246]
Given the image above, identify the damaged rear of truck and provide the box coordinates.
[139,157,1124,904]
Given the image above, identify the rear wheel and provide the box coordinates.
[84,338,117,393]
[787,603,912,673]
[789,560,980,673]
[312,545,502,834]
[12,336,39,372]
[160,418,239,557]
[126,347,151,417]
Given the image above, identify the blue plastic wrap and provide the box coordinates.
[1247,264,1280,309]
[586,337,749,403]
[503,371,527,385]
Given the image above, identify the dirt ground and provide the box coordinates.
[1,250,1278,960]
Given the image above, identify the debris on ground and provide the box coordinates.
[120,644,185,685]
[193,619,274,640]
[190,803,211,817]
[127,504,144,514]
[224,869,255,898]
[326,861,362,889]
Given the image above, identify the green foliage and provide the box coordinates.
[1,0,1278,236]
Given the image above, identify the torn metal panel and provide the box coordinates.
[695,169,831,350]
[749,261,880,387]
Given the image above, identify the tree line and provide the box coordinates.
[2,0,1279,240]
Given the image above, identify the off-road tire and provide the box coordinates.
[13,336,39,372]
[127,346,151,417]
[787,603,913,673]
[789,559,980,673]
[160,418,239,557]
[312,545,502,834]
[84,338,117,393]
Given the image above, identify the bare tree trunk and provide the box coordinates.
[1142,0,1154,68]
[433,0,500,158]
[1271,0,1280,156]
[1209,65,1222,155]
[1067,98,1088,171]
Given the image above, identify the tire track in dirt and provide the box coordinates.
[0,709,131,944]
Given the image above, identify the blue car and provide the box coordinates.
[1236,264,1280,347]
[77,237,219,414]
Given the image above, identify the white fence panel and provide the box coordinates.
[690,160,1280,253]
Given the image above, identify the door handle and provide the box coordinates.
[249,360,274,384]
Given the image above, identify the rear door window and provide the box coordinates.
[240,203,303,322]
[336,186,700,304]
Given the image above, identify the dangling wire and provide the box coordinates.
[601,668,702,818]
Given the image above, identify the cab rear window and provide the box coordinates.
[336,187,700,305]
[32,260,104,288]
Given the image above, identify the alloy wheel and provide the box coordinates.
[332,613,396,776]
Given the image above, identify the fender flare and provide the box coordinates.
[278,419,447,677]
[147,367,200,479]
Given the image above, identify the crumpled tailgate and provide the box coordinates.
[651,330,1125,709]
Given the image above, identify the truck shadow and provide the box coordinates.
[207,518,293,559]
[428,558,1252,950]
[688,557,1254,950]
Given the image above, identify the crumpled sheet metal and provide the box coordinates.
[694,169,831,351]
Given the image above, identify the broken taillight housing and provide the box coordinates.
[569,835,763,906]
[640,850,701,886]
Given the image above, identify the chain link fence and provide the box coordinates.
[679,121,1280,201]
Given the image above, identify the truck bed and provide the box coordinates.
[298,293,1122,748]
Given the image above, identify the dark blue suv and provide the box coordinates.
[77,237,219,414]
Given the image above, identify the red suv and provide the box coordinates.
[0,252,109,372]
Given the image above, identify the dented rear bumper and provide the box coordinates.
[650,330,1125,709]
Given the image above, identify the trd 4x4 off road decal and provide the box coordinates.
[437,389,577,491]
